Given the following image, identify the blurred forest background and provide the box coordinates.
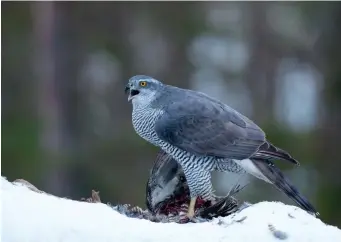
[2,1,341,226]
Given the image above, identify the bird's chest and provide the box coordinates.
[132,108,162,145]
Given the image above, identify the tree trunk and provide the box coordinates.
[31,2,83,196]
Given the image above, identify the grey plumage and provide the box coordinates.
[125,75,318,216]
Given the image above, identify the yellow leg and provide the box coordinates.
[187,197,197,218]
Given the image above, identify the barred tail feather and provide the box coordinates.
[252,158,319,216]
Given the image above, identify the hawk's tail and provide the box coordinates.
[252,158,319,216]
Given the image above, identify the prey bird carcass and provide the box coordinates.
[125,75,318,219]
[145,150,249,222]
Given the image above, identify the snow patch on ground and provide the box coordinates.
[1,176,341,242]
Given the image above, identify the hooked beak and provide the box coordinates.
[125,85,140,101]
[125,85,132,101]
[124,85,130,95]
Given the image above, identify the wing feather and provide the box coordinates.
[155,96,266,160]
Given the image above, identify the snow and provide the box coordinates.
[1,176,341,242]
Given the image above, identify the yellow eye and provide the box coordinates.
[140,81,147,87]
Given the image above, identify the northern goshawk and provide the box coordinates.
[125,75,318,218]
